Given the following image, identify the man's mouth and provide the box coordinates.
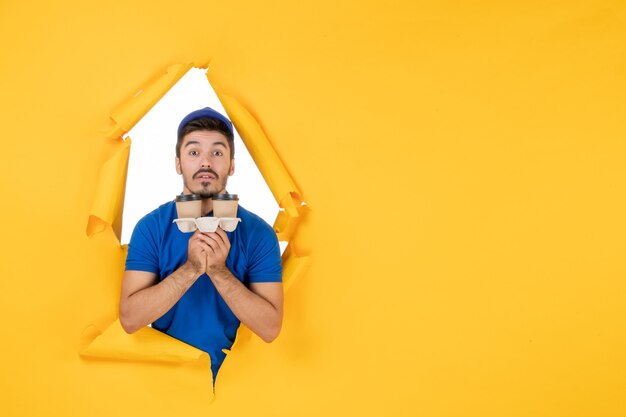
[194,171,217,181]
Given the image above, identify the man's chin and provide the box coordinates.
[197,184,218,199]
[184,179,226,199]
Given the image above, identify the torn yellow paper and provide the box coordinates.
[213,90,305,241]
[80,67,308,372]
[87,138,131,238]
[281,244,311,291]
[273,200,304,242]
[106,63,193,140]
[79,319,211,367]
[79,319,214,401]
[215,91,300,202]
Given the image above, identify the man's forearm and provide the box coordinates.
[207,266,282,342]
[120,264,199,333]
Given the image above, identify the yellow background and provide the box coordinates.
[1,1,626,416]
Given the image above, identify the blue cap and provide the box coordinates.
[177,107,234,137]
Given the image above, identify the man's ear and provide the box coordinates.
[175,156,182,175]
[229,158,235,176]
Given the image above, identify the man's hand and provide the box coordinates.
[199,227,231,274]
[184,230,209,277]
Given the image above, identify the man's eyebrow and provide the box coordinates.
[183,141,227,148]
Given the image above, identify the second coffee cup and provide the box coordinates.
[212,193,239,218]
[175,193,203,218]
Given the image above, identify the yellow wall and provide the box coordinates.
[1,1,626,416]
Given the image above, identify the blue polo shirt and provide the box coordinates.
[125,201,282,379]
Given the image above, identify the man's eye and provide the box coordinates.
[189,150,199,156]
[213,151,223,157]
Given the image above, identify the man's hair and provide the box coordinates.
[176,117,235,159]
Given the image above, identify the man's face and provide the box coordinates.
[175,129,234,198]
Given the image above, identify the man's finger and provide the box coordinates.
[198,240,215,255]
[197,232,221,249]
[191,232,212,249]
[203,230,225,245]
[214,228,231,250]
[204,233,227,255]
[194,238,212,251]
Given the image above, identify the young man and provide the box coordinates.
[119,107,283,380]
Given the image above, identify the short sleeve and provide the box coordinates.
[246,223,283,283]
[125,215,160,274]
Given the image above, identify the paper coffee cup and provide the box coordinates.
[212,193,239,218]
[175,194,202,219]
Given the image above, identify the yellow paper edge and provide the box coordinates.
[79,319,210,364]
[86,138,131,238]
[107,63,193,139]
[79,319,214,398]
